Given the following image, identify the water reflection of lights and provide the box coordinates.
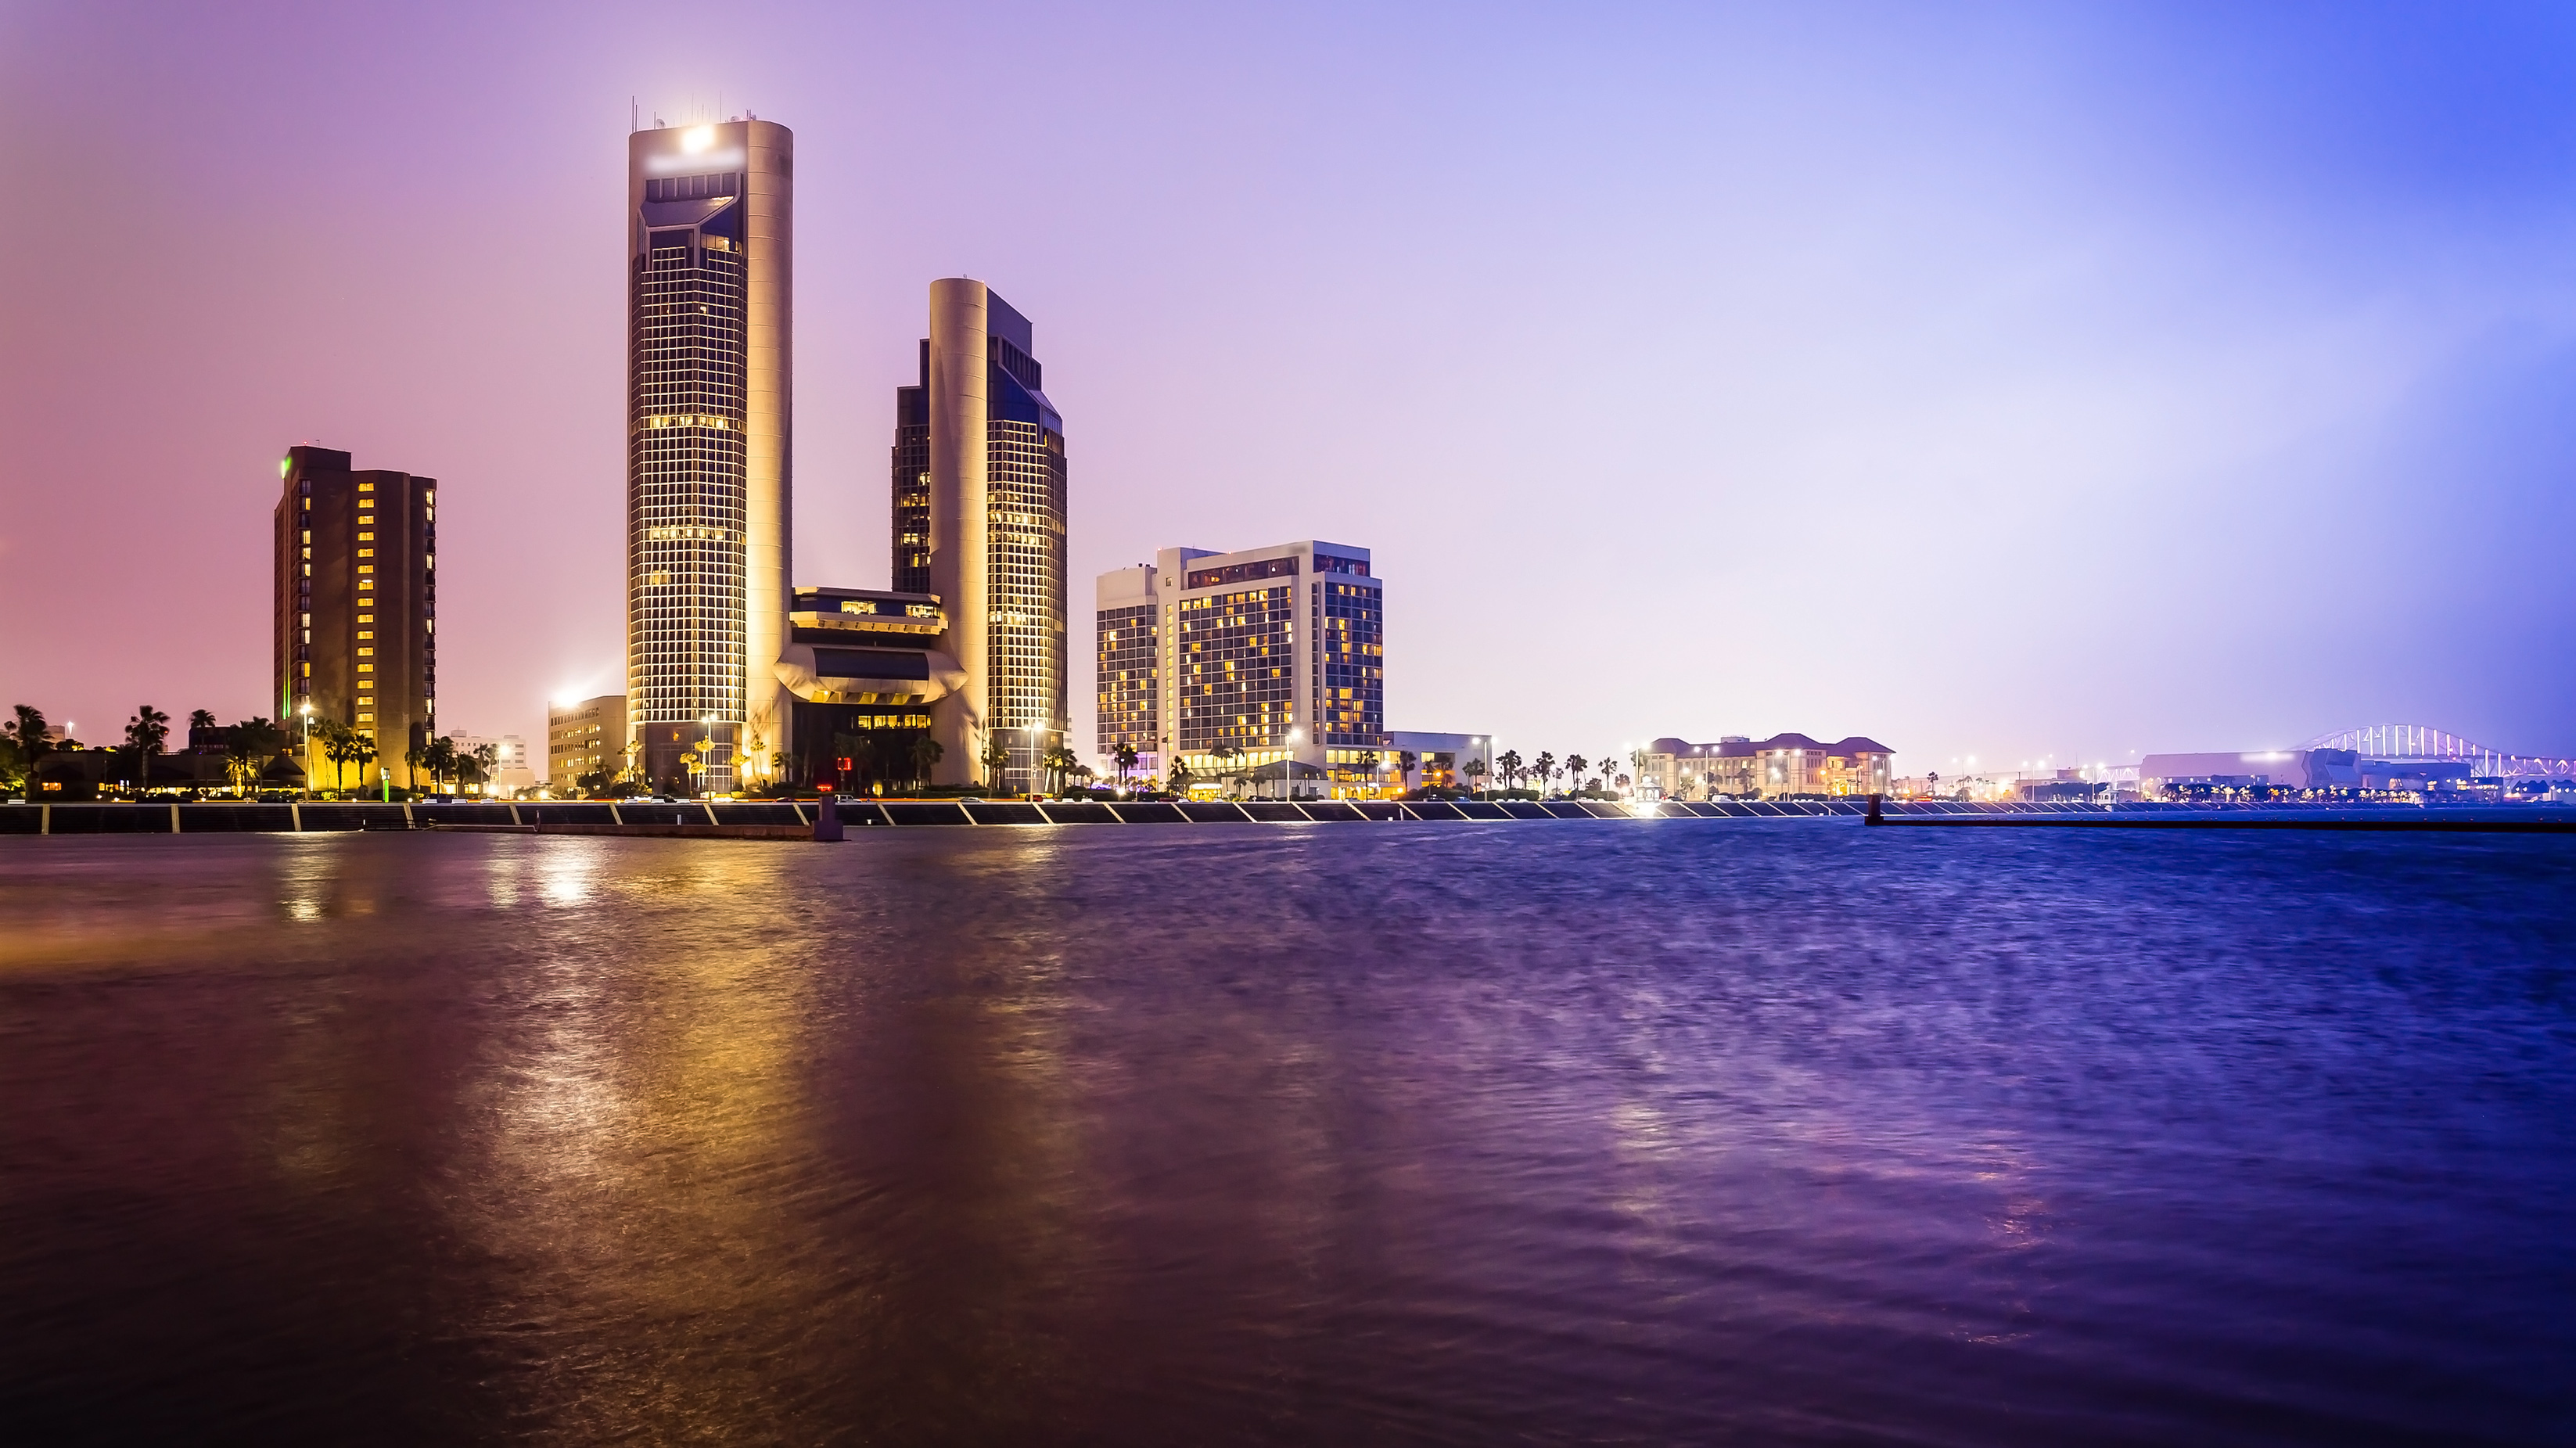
[484,850,522,909]
[535,841,598,907]
[449,842,836,1434]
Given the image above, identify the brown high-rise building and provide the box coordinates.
[273,445,437,788]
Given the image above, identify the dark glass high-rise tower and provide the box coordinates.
[896,280,1066,792]
[626,119,792,795]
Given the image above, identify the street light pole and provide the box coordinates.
[299,703,313,800]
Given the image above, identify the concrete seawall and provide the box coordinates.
[5,799,2570,838]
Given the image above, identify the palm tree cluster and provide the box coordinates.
[1483,746,1635,798]
[1,700,335,799]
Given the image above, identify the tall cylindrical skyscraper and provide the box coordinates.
[918,278,1065,792]
[625,119,792,795]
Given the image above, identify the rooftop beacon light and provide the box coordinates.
[681,124,716,153]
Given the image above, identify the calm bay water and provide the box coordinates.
[1,821,2570,1445]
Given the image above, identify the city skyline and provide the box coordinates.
[5,4,2573,767]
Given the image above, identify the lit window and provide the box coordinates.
[357,615,374,624]
[357,713,374,723]
[356,631,373,640]
[357,482,373,494]
[357,548,375,558]
[357,663,374,673]
[357,532,374,541]
[357,648,374,656]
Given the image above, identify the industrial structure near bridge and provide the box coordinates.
[2140,723,2574,798]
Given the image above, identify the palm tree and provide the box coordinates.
[1112,741,1138,791]
[124,704,171,794]
[313,720,352,792]
[467,742,498,796]
[1464,756,1489,797]
[1566,754,1588,794]
[422,734,458,795]
[1166,757,1195,796]
[1533,751,1556,797]
[5,705,56,800]
[225,717,284,795]
[1496,749,1522,792]
[1040,743,1080,796]
[350,731,381,796]
[979,735,1013,793]
[909,735,944,791]
[187,709,216,752]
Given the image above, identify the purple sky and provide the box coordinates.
[5,2,2573,771]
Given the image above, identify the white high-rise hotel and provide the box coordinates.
[1097,542,1386,796]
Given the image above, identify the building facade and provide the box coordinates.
[1139,541,1386,796]
[626,118,792,796]
[1644,733,1895,799]
[546,693,628,792]
[2139,749,2362,794]
[272,445,437,787]
[1094,563,1160,781]
[775,584,955,790]
[1387,731,1486,793]
[900,279,1066,794]
[445,731,536,796]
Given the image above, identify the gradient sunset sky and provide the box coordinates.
[4,2,2572,771]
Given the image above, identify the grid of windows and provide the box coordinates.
[986,417,1066,788]
[890,375,930,594]
[1314,580,1385,747]
[627,218,748,790]
[1179,584,1294,751]
[272,456,437,773]
[1096,602,1158,757]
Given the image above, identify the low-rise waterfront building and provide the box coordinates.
[2139,749,2361,795]
[547,694,627,792]
[777,584,952,792]
[1387,731,1486,793]
[1644,733,1895,799]
[444,731,536,796]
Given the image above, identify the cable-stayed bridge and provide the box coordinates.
[2297,724,2574,780]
